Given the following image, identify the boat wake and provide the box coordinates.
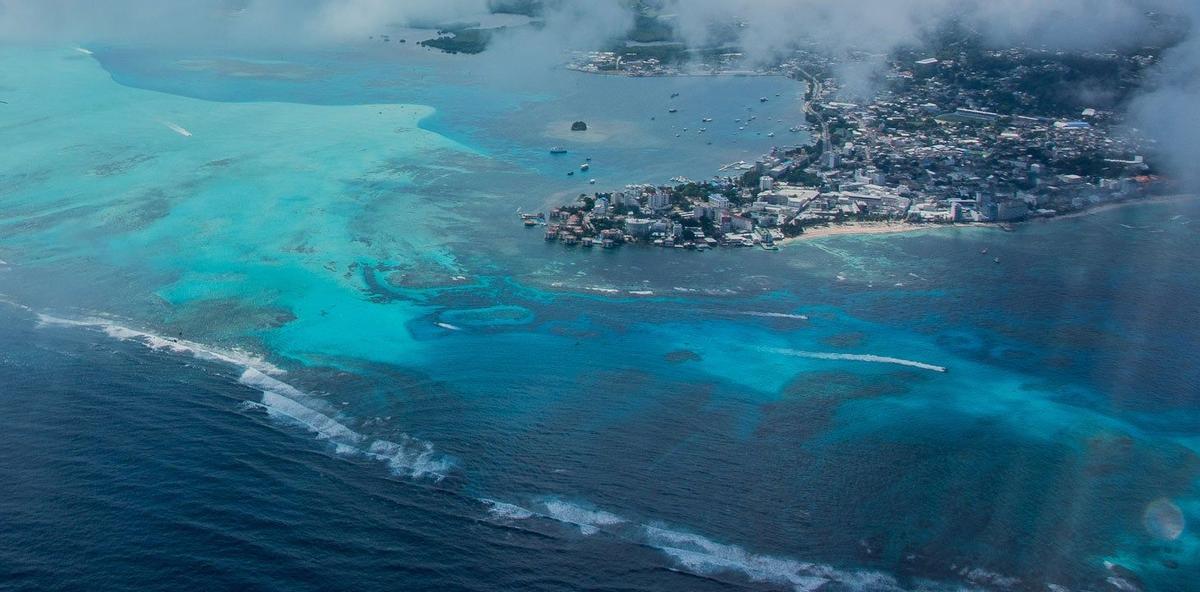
[163,121,193,137]
[737,311,810,320]
[762,347,947,373]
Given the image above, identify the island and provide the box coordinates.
[531,29,1182,251]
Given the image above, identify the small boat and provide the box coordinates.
[668,108,678,113]
[588,178,596,184]
[980,248,988,254]
[523,218,538,227]
[702,117,713,123]
[550,147,567,154]
[767,132,775,138]
[670,92,680,98]
[993,257,1001,264]
[580,163,589,171]
[567,171,574,176]
[760,97,769,102]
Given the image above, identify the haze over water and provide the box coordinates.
[0,43,1197,592]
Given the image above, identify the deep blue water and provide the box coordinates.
[0,46,1197,592]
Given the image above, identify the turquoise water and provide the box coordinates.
[0,46,1197,591]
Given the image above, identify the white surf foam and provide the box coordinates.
[480,499,536,520]
[763,347,947,373]
[37,312,449,481]
[541,499,626,535]
[366,437,453,481]
[163,121,193,137]
[477,496,912,591]
[238,368,451,481]
[37,314,284,375]
[642,525,901,592]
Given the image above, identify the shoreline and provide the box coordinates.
[777,221,985,245]
[778,194,1196,246]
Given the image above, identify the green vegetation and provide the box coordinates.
[419,28,495,54]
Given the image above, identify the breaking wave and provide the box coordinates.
[480,499,535,520]
[237,367,452,481]
[36,314,284,375]
[541,499,626,535]
[480,497,907,591]
[762,347,948,373]
[37,312,451,481]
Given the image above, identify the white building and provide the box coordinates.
[649,191,671,211]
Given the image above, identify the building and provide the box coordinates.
[649,191,671,211]
[625,218,654,239]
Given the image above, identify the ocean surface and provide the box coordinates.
[0,44,1197,592]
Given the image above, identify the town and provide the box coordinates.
[537,41,1173,251]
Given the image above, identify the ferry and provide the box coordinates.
[550,147,568,154]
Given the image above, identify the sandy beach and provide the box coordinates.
[778,194,1196,246]
[778,221,985,246]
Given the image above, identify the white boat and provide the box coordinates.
[550,147,567,154]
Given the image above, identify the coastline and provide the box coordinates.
[779,194,1196,246]
[778,221,986,245]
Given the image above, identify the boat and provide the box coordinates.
[668,108,678,113]
[670,92,680,98]
[580,163,589,171]
[760,97,769,102]
[702,117,713,123]
[767,132,775,138]
[523,218,538,227]
[567,171,574,176]
[588,178,596,184]
[550,147,567,154]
